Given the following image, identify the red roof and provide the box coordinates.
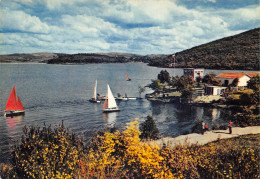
[216,72,259,79]
[246,73,259,77]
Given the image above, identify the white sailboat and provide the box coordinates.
[89,80,101,103]
[103,84,120,112]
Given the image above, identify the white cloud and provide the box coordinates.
[1,8,50,33]
[43,0,88,10]
[0,0,259,55]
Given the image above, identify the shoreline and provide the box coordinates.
[154,126,260,148]
[0,61,259,72]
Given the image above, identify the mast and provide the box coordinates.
[93,80,97,100]
[172,54,176,77]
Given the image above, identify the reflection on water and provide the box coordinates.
[103,112,118,127]
[6,115,24,131]
[149,103,230,137]
[211,108,220,121]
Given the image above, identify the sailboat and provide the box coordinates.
[4,85,25,117]
[103,84,120,112]
[126,72,131,81]
[89,80,101,103]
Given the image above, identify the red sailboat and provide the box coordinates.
[5,85,25,117]
[126,72,131,81]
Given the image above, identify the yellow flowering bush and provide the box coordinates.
[0,119,259,179]
[82,119,171,178]
[1,122,85,179]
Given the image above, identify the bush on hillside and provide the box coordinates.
[157,70,171,83]
[140,116,160,140]
[1,122,85,178]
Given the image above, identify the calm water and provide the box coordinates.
[0,63,256,163]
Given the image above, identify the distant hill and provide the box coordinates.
[149,28,259,70]
[47,53,144,64]
[46,53,170,64]
[0,53,58,63]
[0,28,259,70]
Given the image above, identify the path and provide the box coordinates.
[155,126,260,147]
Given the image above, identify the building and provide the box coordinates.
[204,86,227,96]
[183,68,204,81]
[216,73,259,87]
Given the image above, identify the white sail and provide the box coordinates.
[107,84,117,108]
[93,80,97,100]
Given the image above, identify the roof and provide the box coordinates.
[183,68,204,70]
[246,73,259,77]
[216,72,259,79]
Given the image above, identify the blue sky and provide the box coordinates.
[0,0,259,55]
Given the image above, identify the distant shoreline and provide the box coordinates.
[1,61,260,72]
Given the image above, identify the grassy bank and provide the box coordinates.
[0,120,259,178]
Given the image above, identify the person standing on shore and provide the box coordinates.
[202,121,205,135]
[205,123,208,133]
[228,121,233,134]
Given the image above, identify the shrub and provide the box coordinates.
[4,122,85,178]
[157,70,171,83]
[140,116,160,140]
[1,120,259,179]
[82,119,167,178]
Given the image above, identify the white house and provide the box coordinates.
[216,73,259,87]
[205,86,227,96]
[183,68,204,81]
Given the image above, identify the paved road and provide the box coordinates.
[155,126,260,147]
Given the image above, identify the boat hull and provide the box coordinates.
[89,99,101,103]
[127,97,136,100]
[103,108,120,113]
[116,97,128,101]
[4,110,25,117]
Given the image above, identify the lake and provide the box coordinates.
[0,63,255,163]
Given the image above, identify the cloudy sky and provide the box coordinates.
[0,0,259,55]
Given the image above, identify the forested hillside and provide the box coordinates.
[149,28,259,70]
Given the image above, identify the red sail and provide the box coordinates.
[103,98,108,110]
[126,72,131,80]
[17,96,25,110]
[5,85,24,111]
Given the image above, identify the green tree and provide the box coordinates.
[172,75,195,91]
[157,70,170,83]
[233,107,258,126]
[240,93,252,105]
[202,73,222,86]
[148,79,163,92]
[247,75,260,91]
[140,116,159,140]
[231,78,239,87]
[181,87,193,99]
